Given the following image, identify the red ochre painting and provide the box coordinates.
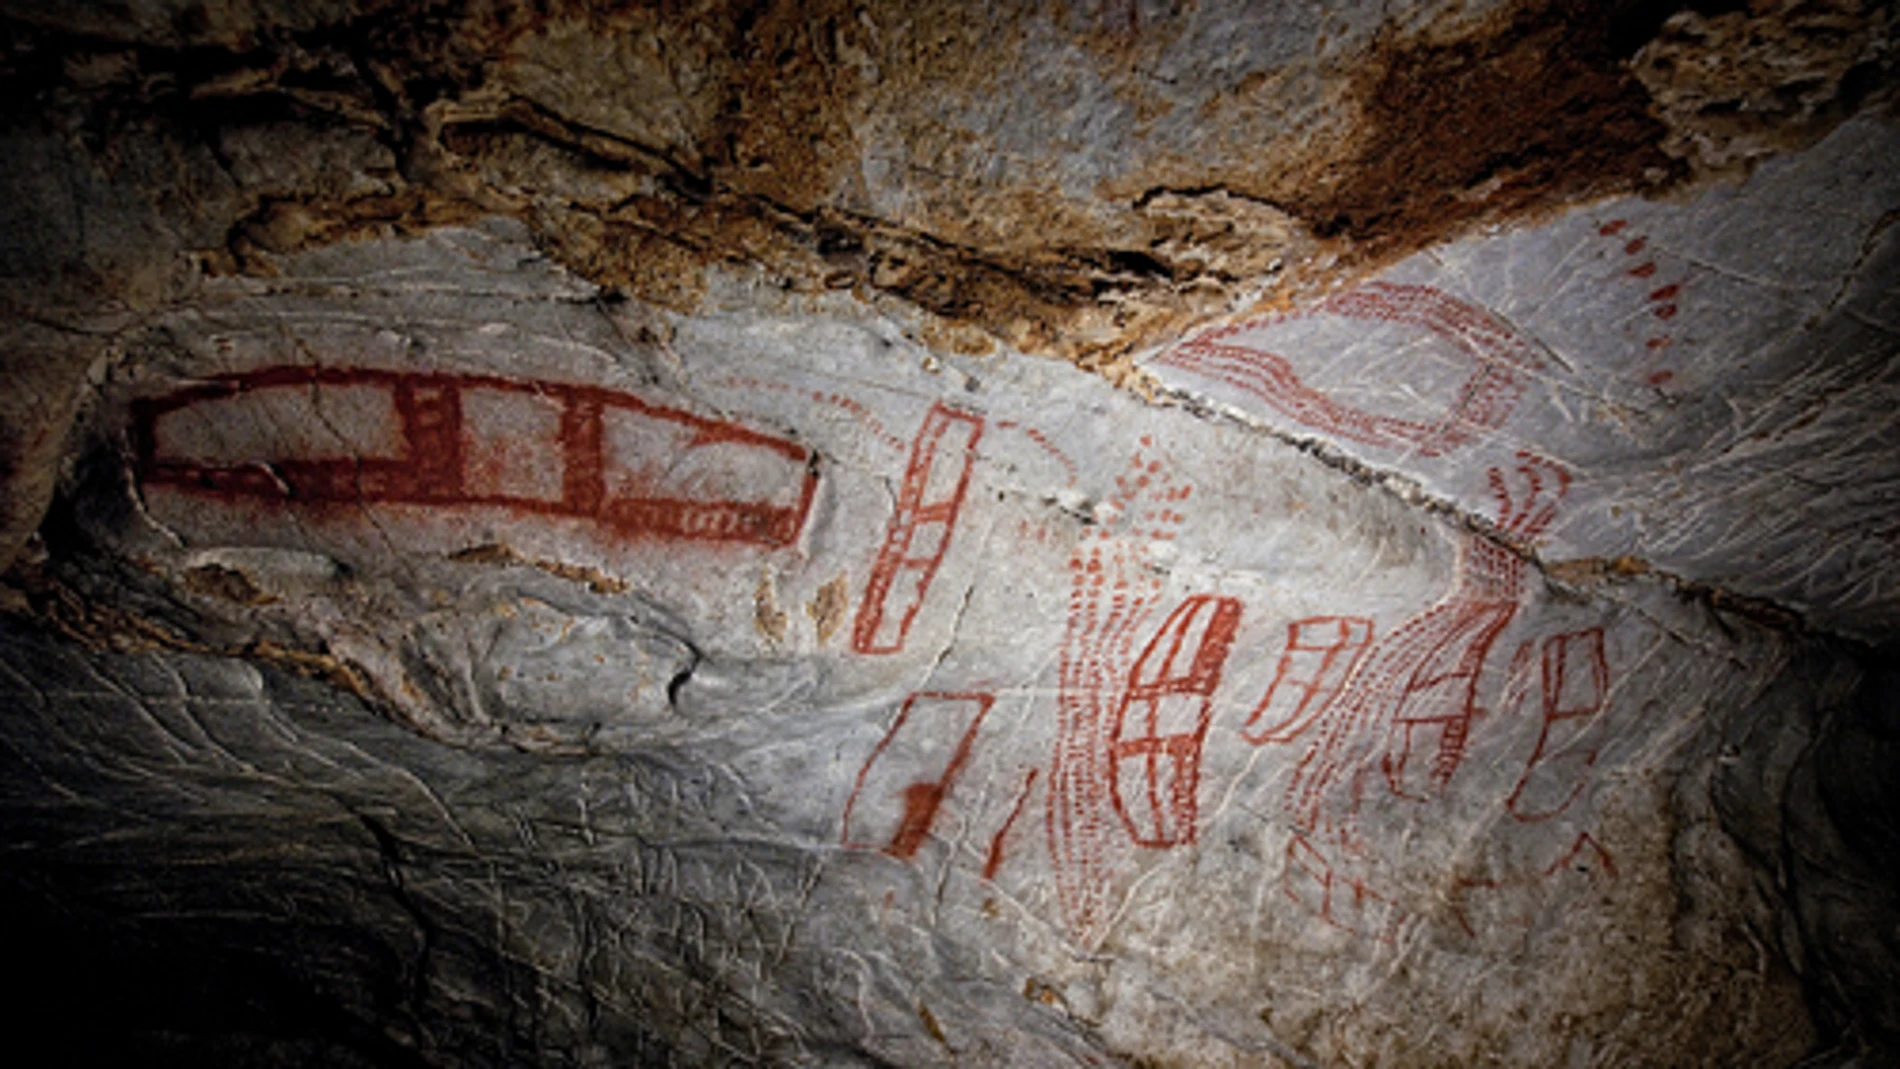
[1157,283,1546,457]
[841,691,995,860]
[1243,455,1608,939]
[1109,593,1242,849]
[853,402,985,655]
[134,366,820,548]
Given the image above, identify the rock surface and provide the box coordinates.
[1,2,1898,1066]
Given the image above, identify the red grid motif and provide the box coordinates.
[1109,594,1243,847]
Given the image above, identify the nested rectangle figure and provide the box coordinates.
[135,366,819,547]
[841,691,995,859]
[1109,594,1243,847]
[1242,615,1375,744]
[852,403,984,654]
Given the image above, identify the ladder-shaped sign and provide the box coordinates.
[853,402,984,654]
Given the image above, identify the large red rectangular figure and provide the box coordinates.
[134,366,819,547]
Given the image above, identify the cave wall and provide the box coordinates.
[2,2,1898,1066]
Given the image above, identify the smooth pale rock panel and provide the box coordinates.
[23,221,1815,1064]
[1145,115,1900,640]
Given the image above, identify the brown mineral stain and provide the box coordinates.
[450,543,630,595]
[535,559,629,595]
[1023,977,1067,1010]
[449,543,524,566]
[1272,0,1685,255]
[181,563,277,606]
[755,568,788,643]
[805,572,851,646]
[243,639,377,701]
[72,0,1867,380]
[917,1002,949,1048]
[1631,0,1896,176]
[226,190,487,274]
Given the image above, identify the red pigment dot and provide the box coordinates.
[1648,284,1681,301]
[1599,220,1628,236]
[1646,337,1673,350]
[1628,262,1658,278]
[1624,237,1648,255]
[1654,304,1678,320]
[1646,371,1674,386]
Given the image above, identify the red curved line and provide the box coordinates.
[1158,284,1543,458]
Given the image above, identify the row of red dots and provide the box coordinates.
[1599,220,1687,385]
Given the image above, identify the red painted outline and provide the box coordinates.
[1046,439,1189,941]
[1109,594,1243,847]
[852,402,985,655]
[1544,830,1617,880]
[1243,616,1374,745]
[1255,455,1569,838]
[136,366,819,547]
[1450,831,1618,937]
[983,767,1041,881]
[1282,832,1404,942]
[841,691,996,860]
[1157,283,1545,457]
[1379,600,1518,800]
[1506,628,1610,822]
